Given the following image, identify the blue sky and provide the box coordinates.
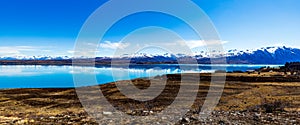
[0,0,300,57]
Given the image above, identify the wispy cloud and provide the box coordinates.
[99,41,130,49]
[155,40,228,50]
[0,46,37,56]
[67,50,75,54]
[0,46,51,57]
[181,40,229,49]
[0,48,21,56]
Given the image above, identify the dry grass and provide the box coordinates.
[0,72,300,122]
[0,88,84,117]
[217,81,300,112]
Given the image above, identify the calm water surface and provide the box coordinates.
[0,64,282,88]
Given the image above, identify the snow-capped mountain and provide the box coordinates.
[223,46,300,64]
[1,46,300,64]
[119,53,182,58]
[112,46,300,64]
[226,46,286,57]
[0,56,72,60]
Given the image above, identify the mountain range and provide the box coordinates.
[1,46,300,64]
[224,46,300,64]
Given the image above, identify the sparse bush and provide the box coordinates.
[255,99,290,113]
[248,99,291,113]
[232,70,244,73]
[215,70,226,73]
[262,100,286,113]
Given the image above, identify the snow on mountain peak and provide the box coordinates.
[224,46,290,57]
[257,46,280,54]
[0,55,72,60]
[0,46,298,62]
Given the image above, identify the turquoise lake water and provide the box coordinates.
[0,64,282,88]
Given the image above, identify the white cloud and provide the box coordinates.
[41,50,52,52]
[0,46,50,57]
[182,40,228,49]
[0,46,38,56]
[156,40,228,51]
[99,41,130,49]
[67,50,75,54]
[14,46,38,51]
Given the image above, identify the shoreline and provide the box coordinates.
[0,61,284,66]
[1,71,299,90]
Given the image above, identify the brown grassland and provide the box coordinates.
[0,72,300,124]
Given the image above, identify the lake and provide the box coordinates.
[0,64,282,88]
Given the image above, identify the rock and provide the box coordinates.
[49,116,56,119]
[64,115,71,118]
[126,110,132,114]
[218,120,225,125]
[162,116,167,120]
[103,111,113,115]
[191,114,199,120]
[17,119,28,124]
[29,119,35,123]
[182,117,190,123]
[253,113,261,121]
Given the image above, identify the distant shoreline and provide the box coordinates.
[0,59,287,66]
[0,60,284,66]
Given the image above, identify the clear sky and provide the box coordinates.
[0,0,300,57]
